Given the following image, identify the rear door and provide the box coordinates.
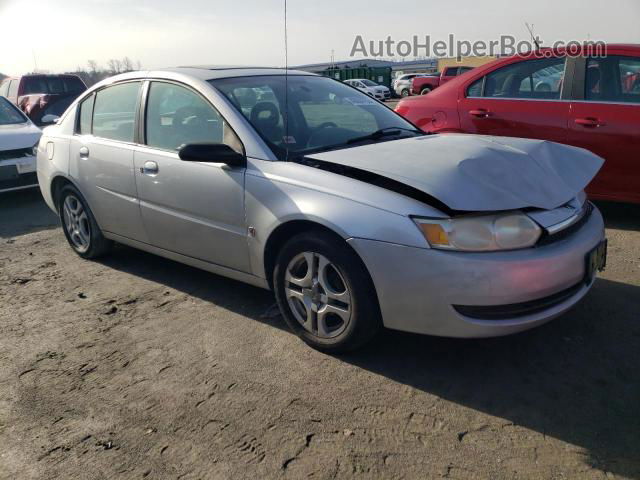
[458,56,570,144]
[70,81,148,242]
[567,54,640,203]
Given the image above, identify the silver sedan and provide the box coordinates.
[37,67,607,351]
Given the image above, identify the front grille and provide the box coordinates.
[453,282,583,320]
[0,147,33,161]
[537,202,594,247]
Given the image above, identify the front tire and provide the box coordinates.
[59,185,112,259]
[401,88,410,97]
[274,231,381,352]
[420,87,432,95]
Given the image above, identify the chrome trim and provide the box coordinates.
[465,97,639,107]
[546,203,588,235]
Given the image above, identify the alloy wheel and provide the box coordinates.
[62,195,91,253]
[284,252,352,339]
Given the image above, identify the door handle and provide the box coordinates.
[79,146,90,159]
[469,109,492,118]
[575,117,605,128]
[140,161,159,175]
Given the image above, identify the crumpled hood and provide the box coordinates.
[307,134,604,211]
[0,122,42,151]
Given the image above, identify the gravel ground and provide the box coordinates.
[0,189,639,480]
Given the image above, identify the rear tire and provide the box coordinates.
[273,231,381,353]
[58,184,112,259]
[401,89,410,97]
[420,87,432,95]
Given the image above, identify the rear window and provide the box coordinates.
[22,76,86,95]
[0,97,27,125]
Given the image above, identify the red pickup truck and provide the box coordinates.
[411,66,474,95]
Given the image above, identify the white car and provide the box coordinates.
[344,79,391,100]
[0,97,42,193]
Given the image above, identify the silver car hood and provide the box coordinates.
[0,122,42,151]
[307,134,604,212]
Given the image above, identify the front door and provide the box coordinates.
[134,81,250,272]
[459,56,570,144]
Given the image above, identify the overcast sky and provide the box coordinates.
[1,0,639,75]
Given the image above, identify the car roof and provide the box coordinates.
[168,66,316,81]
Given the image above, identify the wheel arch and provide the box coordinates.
[262,219,377,299]
[50,175,78,213]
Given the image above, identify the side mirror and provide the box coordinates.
[178,143,246,167]
[41,114,60,125]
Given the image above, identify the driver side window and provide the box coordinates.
[145,82,241,152]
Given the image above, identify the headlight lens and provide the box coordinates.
[413,211,542,251]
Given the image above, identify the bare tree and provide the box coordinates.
[107,58,123,74]
[121,56,134,72]
[87,60,99,75]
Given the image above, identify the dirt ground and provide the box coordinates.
[0,189,639,480]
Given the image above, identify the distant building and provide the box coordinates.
[437,56,498,71]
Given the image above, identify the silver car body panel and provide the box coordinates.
[36,67,607,338]
[348,207,604,337]
[308,134,604,212]
[0,121,41,150]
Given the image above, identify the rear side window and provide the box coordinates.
[92,82,141,142]
[77,94,94,135]
[586,55,640,104]
[469,57,565,100]
[467,77,484,97]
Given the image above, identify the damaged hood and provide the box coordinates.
[307,134,604,212]
[0,122,42,151]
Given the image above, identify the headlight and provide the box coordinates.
[32,141,39,156]
[413,211,542,252]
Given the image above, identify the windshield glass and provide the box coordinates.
[0,97,27,125]
[210,75,421,159]
[360,79,377,86]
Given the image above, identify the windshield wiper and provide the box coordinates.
[346,127,423,145]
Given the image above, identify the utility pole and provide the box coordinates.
[32,49,38,73]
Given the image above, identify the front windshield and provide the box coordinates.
[210,75,421,159]
[0,97,27,125]
[360,79,377,87]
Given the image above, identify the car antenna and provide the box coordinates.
[525,22,541,51]
[284,0,290,161]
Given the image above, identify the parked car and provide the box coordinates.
[393,73,431,97]
[411,66,474,95]
[0,74,87,126]
[344,78,391,100]
[0,96,42,193]
[395,44,640,204]
[38,67,606,352]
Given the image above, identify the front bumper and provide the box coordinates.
[0,155,38,193]
[348,206,605,338]
[374,91,391,100]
